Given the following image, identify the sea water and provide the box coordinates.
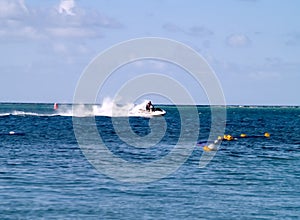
[0,103,299,219]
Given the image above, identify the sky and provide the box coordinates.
[0,0,299,105]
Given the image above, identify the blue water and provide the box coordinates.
[0,103,299,219]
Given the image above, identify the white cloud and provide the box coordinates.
[249,71,281,80]
[46,27,100,38]
[58,0,76,16]
[188,26,214,37]
[0,0,121,40]
[0,0,123,62]
[227,34,251,47]
[77,44,90,54]
[163,23,214,38]
[52,42,68,53]
[285,32,300,46]
[0,0,28,18]
[19,0,29,14]
[0,25,42,39]
[162,23,183,33]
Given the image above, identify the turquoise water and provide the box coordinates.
[0,103,299,219]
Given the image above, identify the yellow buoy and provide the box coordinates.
[264,132,270,138]
[203,146,210,151]
[203,144,218,151]
[223,134,233,141]
[240,133,247,138]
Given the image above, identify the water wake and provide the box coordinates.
[0,98,150,118]
[72,99,149,117]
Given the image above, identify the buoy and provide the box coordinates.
[223,134,233,141]
[203,146,210,151]
[203,144,218,152]
[203,138,221,151]
[264,132,270,138]
[240,133,247,138]
[54,103,58,110]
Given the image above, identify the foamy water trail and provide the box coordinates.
[0,99,153,118]
[0,110,58,117]
[72,99,149,117]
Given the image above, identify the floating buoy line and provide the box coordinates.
[198,132,271,152]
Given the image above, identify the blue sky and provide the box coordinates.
[0,0,299,105]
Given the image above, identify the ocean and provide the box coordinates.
[0,103,299,219]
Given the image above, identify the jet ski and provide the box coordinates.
[132,107,166,117]
[142,107,166,116]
